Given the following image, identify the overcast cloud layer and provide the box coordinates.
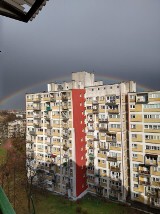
[0,0,160,109]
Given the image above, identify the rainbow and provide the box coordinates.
[0,73,154,106]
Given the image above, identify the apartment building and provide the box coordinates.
[8,119,26,138]
[128,91,160,209]
[26,71,160,208]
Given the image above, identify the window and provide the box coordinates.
[132,134,137,138]
[132,154,138,158]
[131,114,135,119]
[131,124,136,129]
[130,105,135,109]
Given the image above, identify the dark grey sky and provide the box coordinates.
[0,0,160,109]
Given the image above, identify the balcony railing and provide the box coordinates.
[107,156,117,162]
[33,97,41,102]
[99,127,108,132]
[108,108,119,114]
[98,118,108,123]
[110,166,120,172]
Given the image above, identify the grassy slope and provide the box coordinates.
[34,192,143,214]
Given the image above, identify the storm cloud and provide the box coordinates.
[0,0,160,109]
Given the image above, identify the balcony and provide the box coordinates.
[46,106,52,112]
[29,130,37,136]
[33,122,41,128]
[107,156,117,162]
[108,108,119,114]
[34,114,41,120]
[110,185,121,192]
[136,93,148,103]
[139,180,150,186]
[89,153,94,160]
[44,115,50,121]
[50,97,56,102]
[110,166,120,172]
[33,106,41,111]
[61,111,69,121]
[99,145,109,152]
[99,127,108,132]
[47,124,52,129]
[106,100,117,106]
[146,189,158,198]
[145,154,158,166]
[62,93,68,101]
[33,96,41,102]
[47,130,52,137]
[106,135,116,142]
[62,104,68,111]
[98,118,108,123]
[63,144,69,151]
[139,170,150,177]
[88,126,94,132]
[92,107,99,114]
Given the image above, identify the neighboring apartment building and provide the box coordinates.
[8,119,26,138]
[26,71,160,209]
[128,91,160,208]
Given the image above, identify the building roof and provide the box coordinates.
[0,0,49,22]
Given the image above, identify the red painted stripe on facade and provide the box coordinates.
[72,89,87,197]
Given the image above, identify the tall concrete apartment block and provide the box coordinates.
[25,71,160,209]
[128,91,160,208]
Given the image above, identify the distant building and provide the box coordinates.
[0,0,49,22]
[8,119,26,138]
